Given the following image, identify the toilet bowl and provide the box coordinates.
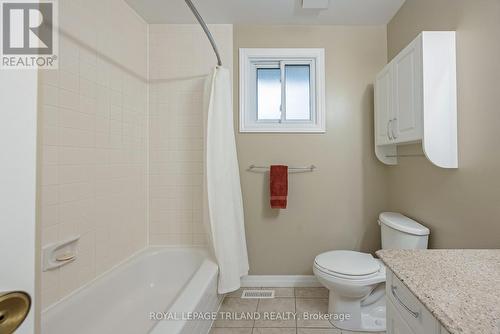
[313,250,387,332]
[313,212,430,332]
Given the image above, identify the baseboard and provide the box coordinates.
[240,275,321,288]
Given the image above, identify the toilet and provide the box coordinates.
[313,212,430,332]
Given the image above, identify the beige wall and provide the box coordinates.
[148,24,233,246]
[386,0,500,248]
[234,25,389,275]
[39,0,148,310]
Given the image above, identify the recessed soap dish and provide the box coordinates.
[42,236,80,271]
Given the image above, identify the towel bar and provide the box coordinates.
[385,154,425,158]
[248,165,316,172]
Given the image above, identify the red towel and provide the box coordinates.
[270,165,288,209]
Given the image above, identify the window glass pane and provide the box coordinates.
[285,65,311,120]
[257,68,281,120]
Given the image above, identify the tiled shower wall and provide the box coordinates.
[39,0,148,310]
[148,24,233,245]
[39,13,232,309]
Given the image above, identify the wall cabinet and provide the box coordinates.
[375,39,422,146]
[387,270,451,334]
[375,66,393,146]
[374,31,457,168]
[392,41,422,143]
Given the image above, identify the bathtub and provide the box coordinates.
[42,247,221,334]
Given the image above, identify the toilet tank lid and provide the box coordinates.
[379,212,430,236]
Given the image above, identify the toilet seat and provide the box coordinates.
[314,250,384,281]
[312,250,387,332]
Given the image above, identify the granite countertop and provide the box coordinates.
[376,249,500,334]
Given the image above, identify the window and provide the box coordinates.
[239,48,325,132]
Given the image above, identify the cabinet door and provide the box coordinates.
[387,298,416,334]
[392,38,423,143]
[375,65,393,145]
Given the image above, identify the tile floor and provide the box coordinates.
[210,287,386,334]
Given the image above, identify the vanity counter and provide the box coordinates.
[376,249,500,334]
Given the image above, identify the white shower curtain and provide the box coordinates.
[203,66,249,294]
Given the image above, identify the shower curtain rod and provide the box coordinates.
[184,0,223,66]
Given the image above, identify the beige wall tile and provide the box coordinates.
[38,0,148,311]
[148,24,233,246]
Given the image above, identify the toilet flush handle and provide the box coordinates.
[391,286,419,319]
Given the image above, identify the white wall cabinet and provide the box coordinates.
[374,31,457,168]
[387,270,451,334]
[375,66,393,146]
[392,40,423,143]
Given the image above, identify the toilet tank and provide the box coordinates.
[379,212,430,249]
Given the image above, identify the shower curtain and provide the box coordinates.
[204,66,249,294]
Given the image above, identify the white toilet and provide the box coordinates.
[313,212,430,332]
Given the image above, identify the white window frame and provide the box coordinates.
[239,48,326,133]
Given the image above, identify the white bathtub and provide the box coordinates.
[42,247,221,334]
